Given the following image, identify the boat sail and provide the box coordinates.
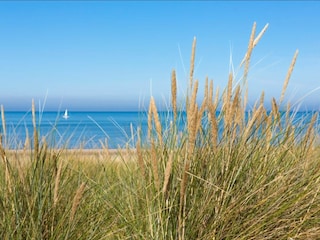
[63,109,69,119]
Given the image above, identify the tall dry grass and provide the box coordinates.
[0,22,320,239]
[130,22,320,239]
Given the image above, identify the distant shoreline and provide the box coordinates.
[5,148,134,152]
[4,148,136,155]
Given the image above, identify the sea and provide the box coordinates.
[0,110,318,149]
[0,111,151,149]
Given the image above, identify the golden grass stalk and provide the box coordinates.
[240,22,257,110]
[265,114,273,150]
[150,97,162,144]
[213,87,220,110]
[271,97,281,129]
[243,87,249,111]
[1,105,6,142]
[285,102,291,125]
[257,109,267,133]
[253,23,269,48]
[207,80,213,122]
[196,78,208,133]
[243,22,256,83]
[204,76,208,103]
[284,125,295,147]
[188,80,199,118]
[70,182,86,223]
[136,130,145,178]
[230,97,239,128]
[240,23,268,66]
[226,73,233,103]
[53,159,63,208]
[303,113,318,153]
[208,79,213,107]
[171,69,177,122]
[271,97,279,114]
[243,104,264,140]
[0,139,12,194]
[151,140,160,190]
[187,80,199,156]
[240,23,269,110]
[162,150,174,196]
[208,86,220,149]
[231,85,242,127]
[179,78,201,240]
[260,91,265,106]
[189,37,196,92]
[209,106,218,149]
[280,50,299,104]
[196,103,206,136]
[32,99,39,157]
[41,136,47,151]
[190,103,199,151]
[223,73,232,111]
[148,100,152,139]
[223,73,233,130]
[179,79,199,240]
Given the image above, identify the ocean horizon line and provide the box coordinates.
[2,109,319,114]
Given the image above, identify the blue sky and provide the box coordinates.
[0,1,319,111]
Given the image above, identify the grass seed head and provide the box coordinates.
[171,69,177,121]
[243,22,256,83]
[150,97,162,145]
[280,50,299,104]
[70,182,86,222]
[1,105,6,141]
[189,37,196,92]
[162,150,174,196]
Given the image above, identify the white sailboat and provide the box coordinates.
[63,109,69,119]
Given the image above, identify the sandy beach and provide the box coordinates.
[4,147,137,163]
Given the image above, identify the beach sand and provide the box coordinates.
[4,148,137,164]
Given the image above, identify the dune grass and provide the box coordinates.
[1,22,320,239]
